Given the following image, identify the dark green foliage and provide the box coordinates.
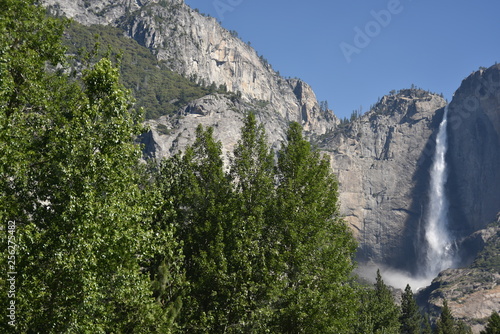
[422,314,433,334]
[400,284,422,334]
[434,300,472,334]
[435,300,455,334]
[355,270,401,334]
[63,21,214,119]
[455,321,473,334]
[226,112,278,330]
[272,122,358,333]
[156,116,358,332]
[158,125,234,332]
[481,312,500,334]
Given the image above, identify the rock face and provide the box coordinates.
[43,0,336,136]
[319,89,447,269]
[447,64,500,237]
[142,94,291,162]
[43,0,152,25]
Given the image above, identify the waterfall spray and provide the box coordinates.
[423,105,455,278]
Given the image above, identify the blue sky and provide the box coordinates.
[184,0,500,119]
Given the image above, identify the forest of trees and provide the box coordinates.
[0,1,487,333]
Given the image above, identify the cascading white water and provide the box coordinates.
[423,105,455,278]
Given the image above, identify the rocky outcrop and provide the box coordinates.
[43,0,336,135]
[447,64,500,236]
[143,94,290,162]
[420,268,500,333]
[43,0,156,25]
[319,89,447,269]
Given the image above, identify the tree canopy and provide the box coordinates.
[1,1,180,332]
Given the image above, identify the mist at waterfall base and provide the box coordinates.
[358,106,457,291]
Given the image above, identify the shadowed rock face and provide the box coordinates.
[447,64,500,239]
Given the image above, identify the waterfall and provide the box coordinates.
[423,105,455,278]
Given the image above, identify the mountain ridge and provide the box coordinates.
[44,0,337,136]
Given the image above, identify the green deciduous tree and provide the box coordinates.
[226,112,278,331]
[1,1,181,332]
[156,117,358,333]
[159,125,233,332]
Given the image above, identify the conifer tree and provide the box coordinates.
[422,313,433,334]
[434,299,472,334]
[435,300,455,334]
[481,312,500,334]
[456,321,473,334]
[372,270,401,334]
[355,270,400,334]
[400,284,422,334]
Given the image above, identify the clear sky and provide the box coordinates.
[184,0,500,119]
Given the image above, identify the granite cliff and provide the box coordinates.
[447,65,500,238]
[43,0,336,138]
[318,89,448,269]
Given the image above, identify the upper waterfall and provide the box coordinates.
[422,105,455,278]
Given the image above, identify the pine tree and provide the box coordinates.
[400,284,422,334]
[456,321,473,334]
[422,313,433,334]
[434,299,472,334]
[435,300,457,334]
[372,270,401,334]
[355,270,401,333]
[481,312,500,334]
